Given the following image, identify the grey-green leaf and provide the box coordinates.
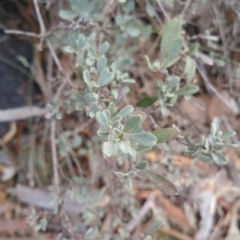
[166,76,180,89]
[174,84,199,96]
[184,56,196,84]
[63,45,75,53]
[97,67,114,88]
[220,131,236,141]
[146,220,162,235]
[97,56,107,73]
[152,128,178,143]
[210,117,220,136]
[99,42,110,56]
[123,115,142,132]
[211,152,227,164]
[96,111,109,127]
[118,105,134,117]
[125,132,157,147]
[59,10,78,20]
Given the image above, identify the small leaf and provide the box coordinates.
[96,111,109,127]
[97,67,114,88]
[123,115,142,132]
[166,76,180,89]
[83,69,92,90]
[128,171,137,178]
[210,117,220,136]
[63,45,75,53]
[174,84,199,96]
[136,161,147,169]
[211,152,227,164]
[160,38,183,69]
[97,56,107,73]
[71,135,82,148]
[146,1,156,17]
[99,42,110,56]
[146,220,162,235]
[125,178,132,189]
[103,142,113,157]
[114,171,126,178]
[125,132,157,147]
[59,10,78,20]
[118,105,134,117]
[152,128,178,143]
[126,28,140,37]
[136,96,158,108]
[184,56,196,84]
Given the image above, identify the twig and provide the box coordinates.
[196,61,238,114]
[181,0,192,20]
[0,107,47,122]
[156,0,170,21]
[46,39,74,88]
[126,191,157,232]
[33,0,46,33]
[50,120,60,195]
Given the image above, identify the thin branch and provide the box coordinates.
[0,107,47,122]
[156,0,170,21]
[181,0,192,20]
[196,61,239,114]
[50,120,60,195]
[33,0,46,34]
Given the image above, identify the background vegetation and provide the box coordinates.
[0,0,240,239]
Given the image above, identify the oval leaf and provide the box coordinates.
[125,133,157,147]
[123,115,142,132]
[118,105,134,117]
[152,128,178,143]
[136,96,158,108]
[174,84,199,96]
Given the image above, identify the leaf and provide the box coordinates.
[174,84,199,96]
[146,1,156,17]
[123,115,142,132]
[152,128,178,143]
[59,10,78,20]
[97,56,107,73]
[118,105,134,117]
[128,171,137,178]
[99,42,110,56]
[96,111,109,127]
[103,142,113,157]
[160,19,183,69]
[166,76,180,89]
[211,152,227,164]
[143,170,179,195]
[136,161,147,170]
[125,132,157,147]
[63,45,75,53]
[125,178,132,189]
[160,38,183,69]
[83,69,92,90]
[136,96,158,108]
[184,56,196,84]
[220,131,236,141]
[97,67,114,87]
[146,220,162,235]
[210,117,220,136]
